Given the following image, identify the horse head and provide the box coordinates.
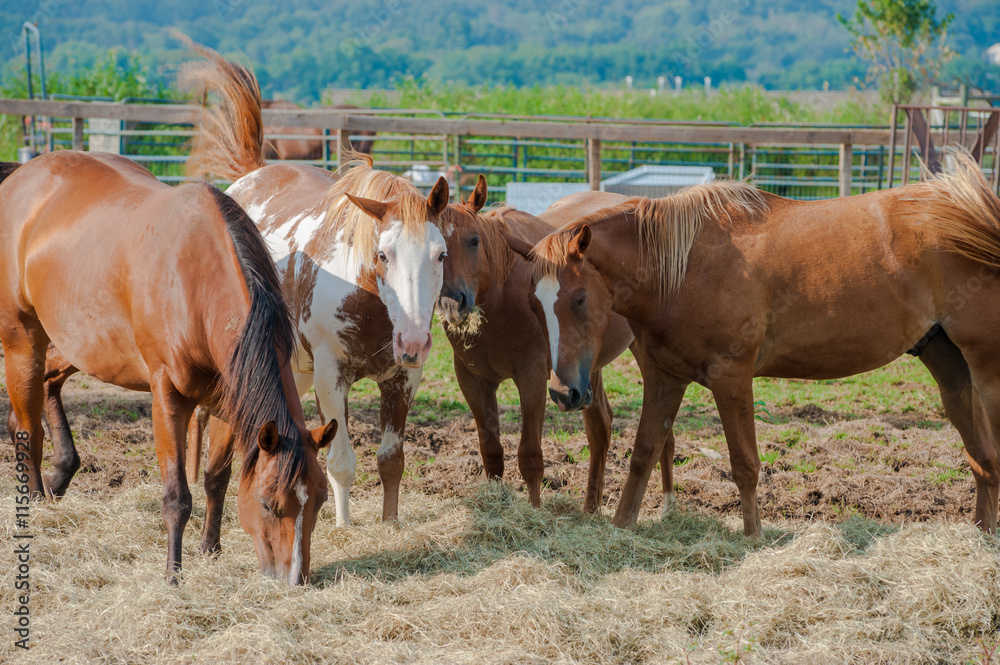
[236,418,335,585]
[437,175,490,325]
[505,223,614,412]
[345,177,450,367]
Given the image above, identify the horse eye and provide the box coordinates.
[260,498,273,514]
[470,236,480,248]
[378,251,388,264]
[438,252,447,263]
[575,293,587,307]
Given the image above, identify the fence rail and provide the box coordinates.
[3,98,998,201]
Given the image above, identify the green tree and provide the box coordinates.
[838,0,955,103]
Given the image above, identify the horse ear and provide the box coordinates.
[466,174,488,213]
[427,176,450,215]
[567,225,591,257]
[345,193,387,221]
[258,421,280,455]
[501,229,534,261]
[310,420,338,450]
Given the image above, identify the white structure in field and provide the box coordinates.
[504,165,717,215]
[986,43,1000,66]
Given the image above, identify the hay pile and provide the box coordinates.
[2,480,998,663]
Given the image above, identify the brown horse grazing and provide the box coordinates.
[181,40,448,534]
[0,152,333,584]
[515,157,1000,537]
[436,185,633,510]
[261,100,374,160]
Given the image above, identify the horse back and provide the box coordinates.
[0,151,244,393]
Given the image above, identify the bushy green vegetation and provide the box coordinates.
[1,0,996,102]
[363,77,885,125]
[0,48,171,160]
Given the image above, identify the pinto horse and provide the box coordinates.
[0,152,332,584]
[181,41,448,531]
[437,186,633,510]
[514,158,1000,537]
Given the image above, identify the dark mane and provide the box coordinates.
[0,162,20,186]
[207,186,303,494]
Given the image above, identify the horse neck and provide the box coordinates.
[481,211,545,303]
[586,213,652,321]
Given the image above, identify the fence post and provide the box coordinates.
[72,117,84,151]
[587,138,601,190]
[838,142,853,197]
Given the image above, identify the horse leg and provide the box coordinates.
[313,349,353,526]
[513,370,547,508]
[41,350,80,497]
[581,370,613,514]
[612,362,689,528]
[937,333,1000,533]
[376,367,421,521]
[3,324,51,500]
[199,413,234,555]
[185,406,210,483]
[454,359,504,480]
[659,428,678,516]
[149,372,196,582]
[711,370,763,538]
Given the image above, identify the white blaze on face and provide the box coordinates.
[289,480,308,586]
[536,275,561,374]
[377,220,447,364]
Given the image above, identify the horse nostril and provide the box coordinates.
[548,387,561,406]
[568,387,581,406]
[457,291,467,311]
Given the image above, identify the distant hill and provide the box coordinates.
[1,0,997,101]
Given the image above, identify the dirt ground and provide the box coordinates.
[0,371,975,531]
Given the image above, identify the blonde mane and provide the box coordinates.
[478,205,519,278]
[531,180,767,297]
[322,152,429,263]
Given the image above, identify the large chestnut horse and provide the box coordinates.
[0,152,332,584]
[181,42,448,531]
[516,158,1000,537]
[436,187,633,511]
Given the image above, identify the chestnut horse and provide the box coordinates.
[181,42,448,531]
[261,100,374,161]
[437,186,633,510]
[517,158,1000,537]
[0,152,332,584]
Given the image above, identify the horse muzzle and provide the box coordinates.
[548,384,593,412]
[394,331,433,367]
[437,289,475,325]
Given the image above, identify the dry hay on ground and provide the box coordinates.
[1,372,999,662]
[1,481,999,664]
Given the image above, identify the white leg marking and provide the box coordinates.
[536,275,562,373]
[377,428,403,463]
[313,350,354,527]
[661,491,676,519]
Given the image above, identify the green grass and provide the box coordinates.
[792,461,819,474]
[759,450,782,465]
